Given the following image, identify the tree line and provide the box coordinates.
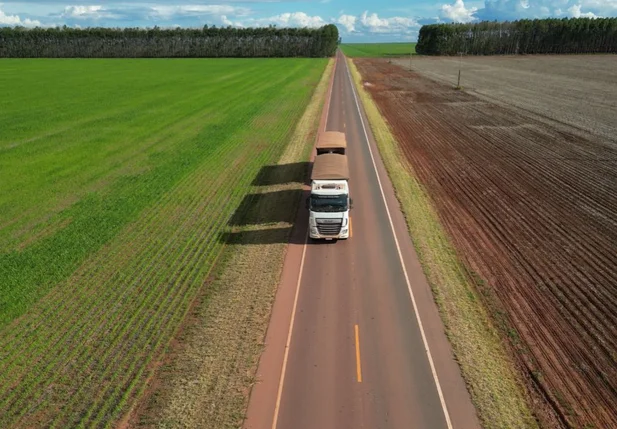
[416,17,617,55]
[0,24,340,58]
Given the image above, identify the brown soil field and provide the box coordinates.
[355,57,617,429]
[395,55,617,145]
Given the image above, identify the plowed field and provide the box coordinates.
[354,58,617,428]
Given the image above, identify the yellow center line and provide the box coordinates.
[349,216,353,238]
[355,324,362,383]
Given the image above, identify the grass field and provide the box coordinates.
[0,58,327,428]
[340,42,416,57]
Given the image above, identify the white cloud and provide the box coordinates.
[568,3,599,16]
[151,5,250,19]
[359,11,418,34]
[474,0,614,20]
[220,14,244,27]
[0,4,41,26]
[250,12,326,28]
[580,0,617,9]
[61,5,116,19]
[440,0,478,22]
[337,14,357,32]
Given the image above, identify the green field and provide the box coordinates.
[340,42,416,57]
[0,58,326,428]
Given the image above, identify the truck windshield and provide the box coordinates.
[310,194,348,212]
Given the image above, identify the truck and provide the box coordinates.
[306,153,352,240]
[315,131,346,155]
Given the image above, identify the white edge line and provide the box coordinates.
[272,56,336,429]
[344,56,454,429]
[271,228,309,429]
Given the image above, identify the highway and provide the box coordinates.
[243,51,480,429]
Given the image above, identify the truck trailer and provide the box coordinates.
[306,153,352,240]
[316,131,347,155]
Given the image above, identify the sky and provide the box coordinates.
[0,0,616,42]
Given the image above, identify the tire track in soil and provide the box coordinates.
[355,58,617,429]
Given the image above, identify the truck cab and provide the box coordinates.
[308,180,351,240]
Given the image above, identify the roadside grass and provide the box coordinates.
[340,43,416,58]
[129,58,335,429]
[0,58,327,428]
[347,57,538,429]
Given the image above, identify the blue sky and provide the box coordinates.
[1,0,615,41]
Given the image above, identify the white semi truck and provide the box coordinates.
[306,152,352,241]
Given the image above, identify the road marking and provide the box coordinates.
[355,324,363,382]
[349,216,353,238]
[272,54,337,429]
[344,57,454,429]
[271,228,308,429]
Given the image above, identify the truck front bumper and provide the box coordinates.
[309,227,349,240]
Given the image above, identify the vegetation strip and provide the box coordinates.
[416,17,617,55]
[0,25,339,58]
[347,57,538,429]
[340,42,416,58]
[0,58,327,428]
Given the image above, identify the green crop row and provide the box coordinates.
[339,42,416,58]
[0,58,327,428]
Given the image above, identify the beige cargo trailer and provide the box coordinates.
[316,131,347,155]
[311,153,349,180]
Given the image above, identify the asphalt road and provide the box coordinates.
[244,51,480,429]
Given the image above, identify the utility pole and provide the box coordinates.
[456,51,463,89]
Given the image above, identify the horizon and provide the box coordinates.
[1,0,616,42]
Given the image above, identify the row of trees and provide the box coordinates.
[416,18,617,55]
[0,24,340,58]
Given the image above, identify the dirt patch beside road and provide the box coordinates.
[356,57,617,429]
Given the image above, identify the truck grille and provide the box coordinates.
[316,219,342,236]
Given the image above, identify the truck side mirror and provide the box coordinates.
[349,198,354,209]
